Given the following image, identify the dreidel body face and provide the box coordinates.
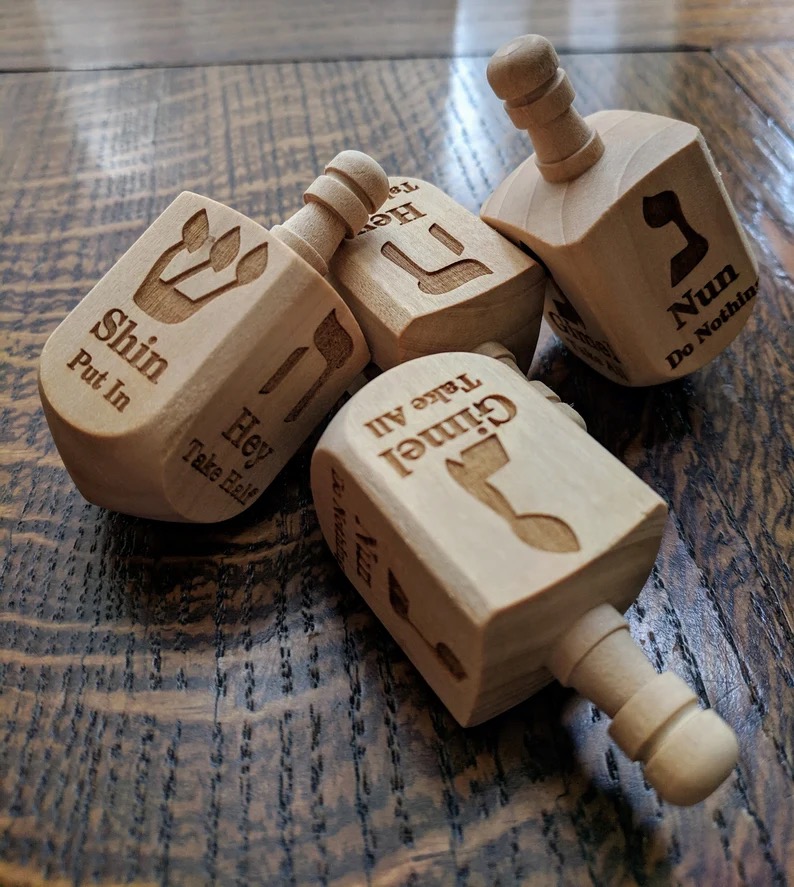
[330,178,546,373]
[39,192,369,522]
[482,110,759,386]
[311,352,667,726]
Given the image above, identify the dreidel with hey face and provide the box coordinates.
[330,176,546,373]
[480,35,759,386]
[311,349,738,805]
[330,178,584,433]
[39,151,388,522]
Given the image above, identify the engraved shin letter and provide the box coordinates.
[133,208,269,324]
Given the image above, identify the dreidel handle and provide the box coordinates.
[475,343,739,801]
[473,341,587,431]
[545,604,738,805]
[486,34,605,183]
[272,150,389,276]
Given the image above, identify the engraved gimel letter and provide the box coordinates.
[381,222,493,295]
[134,209,269,324]
[259,309,354,423]
[642,190,709,287]
[446,435,579,553]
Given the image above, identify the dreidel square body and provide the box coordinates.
[39,191,370,522]
[481,37,759,386]
[311,351,667,727]
[483,112,759,386]
[330,177,546,372]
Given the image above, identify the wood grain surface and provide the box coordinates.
[0,31,793,887]
[2,0,794,70]
[716,44,794,140]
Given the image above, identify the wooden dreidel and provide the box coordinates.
[330,176,546,373]
[38,151,388,522]
[481,35,759,386]
[311,350,738,804]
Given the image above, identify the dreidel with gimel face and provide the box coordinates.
[38,151,389,522]
[311,346,739,805]
[480,35,759,386]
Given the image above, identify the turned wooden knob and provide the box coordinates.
[547,605,739,805]
[487,35,604,183]
[272,150,390,275]
[487,34,561,100]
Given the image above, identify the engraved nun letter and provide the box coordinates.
[643,190,709,287]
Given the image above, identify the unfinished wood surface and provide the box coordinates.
[331,176,545,372]
[312,351,738,805]
[39,151,387,522]
[716,44,794,141]
[2,0,794,70]
[547,606,738,807]
[312,351,654,726]
[482,35,760,386]
[1,51,793,886]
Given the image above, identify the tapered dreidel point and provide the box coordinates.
[272,150,390,276]
[547,605,739,805]
[486,35,604,182]
[39,150,389,521]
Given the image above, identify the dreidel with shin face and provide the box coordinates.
[39,151,388,522]
[480,35,759,386]
[311,349,739,805]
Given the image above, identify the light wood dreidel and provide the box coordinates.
[38,151,389,522]
[311,350,738,805]
[481,35,759,386]
[330,176,546,372]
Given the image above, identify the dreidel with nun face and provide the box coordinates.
[311,349,739,805]
[481,35,759,386]
[39,151,388,522]
[330,176,546,373]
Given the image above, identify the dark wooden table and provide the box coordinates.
[1,3,792,885]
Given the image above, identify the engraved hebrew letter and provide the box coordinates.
[388,569,467,680]
[446,435,579,553]
[133,209,269,324]
[258,309,354,423]
[643,190,709,287]
[547,277,584,327]
[381,223,493,295]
